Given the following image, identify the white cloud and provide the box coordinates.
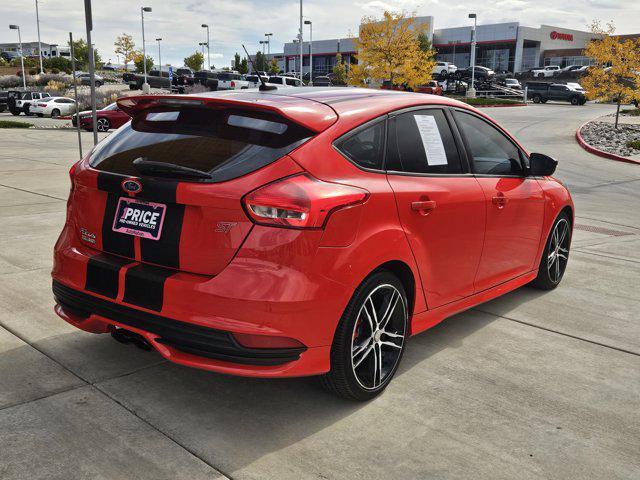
[1,0,638,68]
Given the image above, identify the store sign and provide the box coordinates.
[550,31,574,41]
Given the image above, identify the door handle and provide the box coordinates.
[492,194,509,208]
[411,200,437,215]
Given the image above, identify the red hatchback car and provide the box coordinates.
[74,102,130,132]
[53,88,573,400]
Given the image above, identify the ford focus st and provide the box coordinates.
[52,88,573,400]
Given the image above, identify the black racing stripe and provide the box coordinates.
[101,193,135,258]
[85,253,133,299]
[96,171,178,204]
[140,203,185,269]
[123,264,176,311]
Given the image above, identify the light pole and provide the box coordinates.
[202,24,210,70]
[35,0,44,73]
[467,13,477,98]
[259,40,267,56]
[141,6,152,92]
[265,33,273,55]
[199,42,206,63]
[304,20,312,84]
[9,25,26,90]
[298,0,303,80]
[156,38,162,75]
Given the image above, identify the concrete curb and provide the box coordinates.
[575,121,640,165]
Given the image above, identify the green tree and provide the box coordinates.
[417,32,433,53]
[254,51,267,72]
[43,56,72,73]
[184,51,204,71]
[68,38,101,69]
[234,52,241,70]
[268,58,279,74]
[132,50,154,73]
[239,58,249,74]
[332,54,347,85]
[114,33,136,71]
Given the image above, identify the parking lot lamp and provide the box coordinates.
[141,6,152,92]
[467,13,477,98]
[304,20,312,84]
[299,0,303,80]
[202,24,210,70]
[259,40,267,56]
[156,38,162,75]
[35,0,44,74]
[9,25,26,90]
[265,33,273,55]
[199,42,206,59]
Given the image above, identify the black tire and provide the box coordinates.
[129,84,137,90]
[320,270,409,401]
[95,81,103,88]
[570,96,579,105]
[533,95,542,104]
[537,73,545,78]
[11,109,21,116]
[37,113,43,117]
[23,104,31,115]
[530,212,571,290]
[541,98,548,103]
[51,109,61,118]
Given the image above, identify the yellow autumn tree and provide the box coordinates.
[348,11,436,90]
[582,21,640,128]
[114,33,136,71]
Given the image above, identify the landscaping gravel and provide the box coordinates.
[580,121,640,157]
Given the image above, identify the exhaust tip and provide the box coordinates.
[111,328,152,351]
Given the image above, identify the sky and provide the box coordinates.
[1,0,638,68]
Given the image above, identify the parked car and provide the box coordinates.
[526,82,587,105]
[30,97,77,118]
[415,80,443,95]
[311,76,331,87]
[128,70,193,92]
[0,90,19,112]
[193,70,219,90]
[216,72,250,90]
[72,102,130,132]
[432,61,457,76]
[502,78,522,90]
[530,66,561,78]
[244,74,269,88]
[76,72,104,87]
[52,88,573,401]
[1,51,19,62]
[267,76,304,87]
[458,66,495,81]
[8,91,51,115]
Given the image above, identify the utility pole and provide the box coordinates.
[141,6,152,92]
[70,32,83,159]
[156,38,162,75]
[304,20,312,84]
[467,13,477,98]
[35,0,44,73]
[83,0,98,145]
[299,0,303,80]
[202,24,210,70]
[9,25,26,90]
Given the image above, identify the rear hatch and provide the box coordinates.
[71,94,336,276]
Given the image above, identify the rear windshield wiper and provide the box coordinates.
[132,157,212,179]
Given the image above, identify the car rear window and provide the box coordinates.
[89,106,314,183]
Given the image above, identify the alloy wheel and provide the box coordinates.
[547,218,570,283]
[96,118,109,132]
[351,284,407,390]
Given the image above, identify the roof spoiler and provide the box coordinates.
[116,95,337,133]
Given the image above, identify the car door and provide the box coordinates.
[385,108,486,309]
[548,85,565,101]
[452,109,545,291]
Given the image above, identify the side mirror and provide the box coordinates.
[529,152,557,176]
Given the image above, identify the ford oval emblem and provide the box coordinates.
[122,179,142,194]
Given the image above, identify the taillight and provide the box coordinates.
[243,174,369,229]
[38,103,47,107]
[230,80,235,88]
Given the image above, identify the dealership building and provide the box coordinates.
[271,17,621,76]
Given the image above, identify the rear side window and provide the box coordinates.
[89,107,314,183]
[386,109,463,174]
[454,111,524,176]
[335,120,385,170]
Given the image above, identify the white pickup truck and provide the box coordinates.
[530,65,561,78]
[215,72,249,90]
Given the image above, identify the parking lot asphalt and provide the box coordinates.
[0,102,638,480]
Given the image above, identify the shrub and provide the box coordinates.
[29,68,38,75]
[627,140,640,150]
[43,56,72,74]
[75,89,122,110]
[621,108,640,116]
[0,75,22,88]
[45,80,68,97]
[0,120,32,128]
